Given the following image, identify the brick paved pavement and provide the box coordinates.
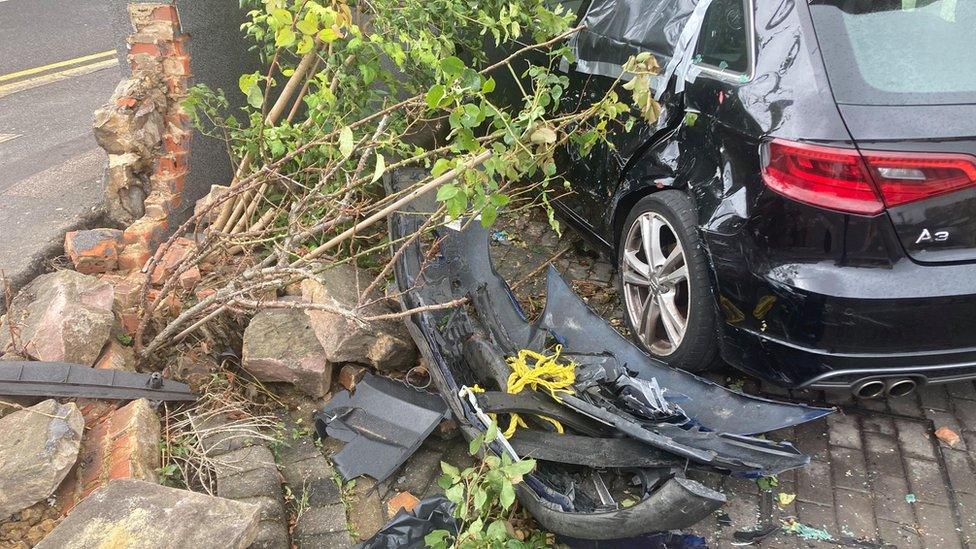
[324,216,976,547]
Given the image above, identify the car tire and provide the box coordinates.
[617,190,718,373]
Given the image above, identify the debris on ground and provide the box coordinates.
[935,426,960,446]
[782,518,834,542]
[0,271,114,366]
[386,179,834,539]
[35,479,262,549]
[241,308,332,397]
[313,373,449,482]
[359,495,457,549]
[0,361,195,401]
[0,399,83,521]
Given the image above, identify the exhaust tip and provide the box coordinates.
[886,378,917,398]
[853,379,885,399]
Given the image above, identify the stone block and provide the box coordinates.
[337,363,366,391]
[94,340,136,371]
[242,308,332,397]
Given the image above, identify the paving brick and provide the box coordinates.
[213,445,276,477]
[281,457,342,507]
[877,518,923,548]
[871,473,916,524]
[793,419,830,462]
[946,381,976,401]
[864,432,905,477]
[827,412,862,450]
[952,401,976,432]
[237,495,287,523]
[834,488,877,540]
[904,457,951,505]
[918,384,950,412]
[796,459,833,505]
[888,394,923,417]
[796,500,837,534]
[830,446,870,492]
[392,445,443,496]
[943,449,976,495]
[896,420,937,461]
[860,414,896,436]
[955,492,976,546]
[386,491,420,516]
[249,520,289,549]
[216,466,282,501]
[347,477,387,539]
[914,503,963,548]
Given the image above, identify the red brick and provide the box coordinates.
[115,96,138,108]
[64,228,124,274]
[338,364,367,391]
[178,266,201,290]
[164,111,190,132]
[118,244,152,272]
[194,287,216,301]
[163,132,191,154]
[123,217,167,248]
[152,5,180,23]
[162,55,190,77]
[156,152,188,175]
[387,491,420,516]
[120,311,140,336]
[158,35,188,57]
[149,237,197,285]
[153,172,187,196]
[128,42,161,57]
[144,190,182,220]
[164,75,188,97]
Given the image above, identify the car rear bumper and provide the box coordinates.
[720,323,976,389]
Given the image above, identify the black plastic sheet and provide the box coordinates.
[356,496,457,549]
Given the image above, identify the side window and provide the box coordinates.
[695,0,751,74]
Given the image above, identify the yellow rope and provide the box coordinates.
[501,345,576,438]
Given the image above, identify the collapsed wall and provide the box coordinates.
[83,3,191,273]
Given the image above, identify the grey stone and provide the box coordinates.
[214,445,278,478]
[36,479,261,549]
[894,419,936,461]
[294,531,353,549]
[281,458,342,507]
[237,496,286,523]
[833,488,877,539]
[217,466,284,501]
[0,270,114,366]
[292,504,348,537]
[302,263,417,371]
[0,399,83,520]
[242,308,332,397]
[248,521,290,549]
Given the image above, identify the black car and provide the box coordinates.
[537,0,976,397]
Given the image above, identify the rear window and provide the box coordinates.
[809,0,976,106]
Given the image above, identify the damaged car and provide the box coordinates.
[387,170,832,539]
[502,0,976,398]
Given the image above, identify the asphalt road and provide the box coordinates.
[0,0,121,292]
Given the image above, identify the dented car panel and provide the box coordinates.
[539,0,976,390]
[388,171,831,537]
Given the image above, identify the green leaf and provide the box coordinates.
[317,27,339,42]
[473,486,488,510]
[445,482,465,504]
[440,56,465,77]
[505,458,536,476]
[490,193,510,206]
[338,126,354,158]
[276,27,297,48]
[297,12,318,35]
[371,153,385,183]
[238,72,259,95]
[485,420,498,442]
[499,480,516,509]
[480,204,498,228]
[486,519,508,541]
[246,85,264,109]
[425,530,451,549]
[435,183,459,201]
[481,76,496,94]
[447,193,467,219]
[468,433,485,455]
[270,8,292,27]
[296,35,314,54]
[431,158,453,177]
[440,461,460,478]
[425,84,446,109]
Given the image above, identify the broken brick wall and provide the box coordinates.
[90,2,190,272]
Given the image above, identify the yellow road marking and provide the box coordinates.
[0,58,119,100]
[0,50,117,83]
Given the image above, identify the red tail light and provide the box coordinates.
[762,139,976,215]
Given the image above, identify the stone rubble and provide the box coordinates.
[0,271,114,366]
[0,400,84,522]
[241,308,332,398]
[36,479,261,549]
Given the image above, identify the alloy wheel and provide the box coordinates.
[621,212,690,356]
